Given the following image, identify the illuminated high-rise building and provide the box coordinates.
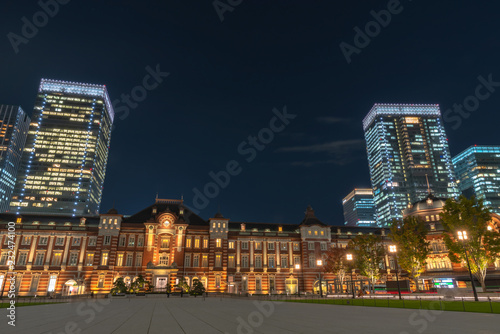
[10,79,114,215]
[453,145,500,214]
[0,105,30,212]
[342,188,376,227]
[363,104,458,227]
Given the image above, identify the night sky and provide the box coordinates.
[2,0,500,225]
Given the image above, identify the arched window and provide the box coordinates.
[159,253,169,266]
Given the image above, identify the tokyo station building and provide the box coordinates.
[1,197,499,297]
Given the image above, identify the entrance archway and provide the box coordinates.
[63,279,86,296]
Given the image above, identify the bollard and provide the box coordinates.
[462,297,465,312]
[419,297,422,309]
[489,297,493,313]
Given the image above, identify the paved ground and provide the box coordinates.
[1,296,500,334]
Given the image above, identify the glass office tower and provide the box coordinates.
[453,145,500,214]
[0,105,30,212]
[342,188,376,227]
[363,104,458,227]
[10,79,114,216]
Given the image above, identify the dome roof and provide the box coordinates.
[404,193,448,215]
[214,212,224,218]
[107,208,118,214]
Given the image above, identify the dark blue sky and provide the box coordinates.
[2,0,500,225]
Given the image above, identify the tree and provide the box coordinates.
[176,277,190,292]
[441,196,500,292]
[323,246,353,293]
[390,216,430,292]
[111,277,127,295]
[348,234,385,292]
[190,279,206,297]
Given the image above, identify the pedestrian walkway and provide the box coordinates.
[1,296,499,333]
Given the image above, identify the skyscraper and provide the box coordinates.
[342,188,376,227]
[363,104,458,227]
[453,145,500,214]
[0,105,30,212]
[10,79,114,216]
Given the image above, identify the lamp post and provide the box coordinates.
[317,259,323,298]
[346,253,355,299]
[389,245,402,300]
[295,264,301,297]
[457,230,479,302]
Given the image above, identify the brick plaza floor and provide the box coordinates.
[1,296,500,333]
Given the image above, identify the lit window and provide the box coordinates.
[101,252,109,266]
[194,238,200,248]
[215,254,222,267]
[186,238,192,248]
[216,239,222,248]
[228,241,235,249]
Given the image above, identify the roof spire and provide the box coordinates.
[425,174,431,194]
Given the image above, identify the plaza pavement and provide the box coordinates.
[1,296,500,334]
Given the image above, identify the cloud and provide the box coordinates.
[316,117,351,124]
[276,139,365,154]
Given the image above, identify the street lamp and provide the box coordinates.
[389,245,402,300]
[346,253,355,299]
[295,264,301,296]
[457,230,479,302]
[317,259,323,297]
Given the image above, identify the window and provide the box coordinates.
[281,256,288,268]
[228,241,235,249]
[30,275,40,293]
[72,238,81,246]
[104,236,111,245]
[193,254,199,267]
[269,277,275,291]
[117,254,124,266]
[215,254,222,267]
[159,253,168,266]
[184,254,191,267]
[55,237,64,246]
[97,274,105,288]
[186,237,192,248]
[48,275,57,292]
[137,236,144,247]
[202,255,208,267]
[34,253,44,266]
[255,241,262,250]
[52,253,62,266]
[320,243,327,251]
[69,253,78,266]
[39,237,48,245]
[18,252,28,265]
[216,239,221,248]
[308,256,315,268]
[268,242,274,250]
[0,253,8,266]
[241,255,249,268]
[256,276,262,291]
[86,254,94,266]
[294,256,300,265]
[281,242,288,251]
[293,242,300,251]
[241,241,249,250]
[308,242,315,250]
[215,275,221,288]
[128,236,135,247]
[255,256,262,268]
[136,254,142,267]
[228,255,235,268]
[119,236,126,247]
[203,238,208,249]
[101,252,109,266]
[194,238,200,248]
[88,237,97,246]
[22,236,31,245]
[268,256,275,268]
[126,254,133,266]
[161,238,170,248]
